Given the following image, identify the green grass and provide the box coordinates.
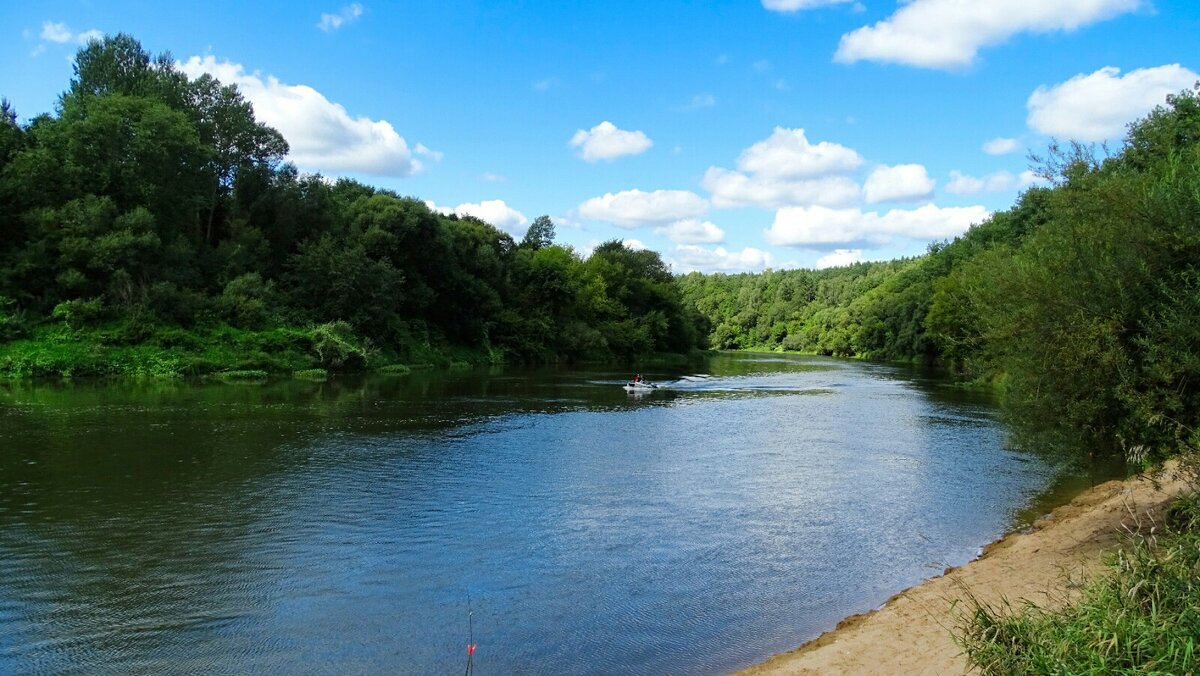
[374,363,411,375]
[212,369,269,382]
[957,489,1200,674]
[292,368,329,381]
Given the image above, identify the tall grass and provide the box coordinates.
[957,489,1200,673]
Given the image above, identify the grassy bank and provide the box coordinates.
[0,319,502,380]
[958,463,1200,674]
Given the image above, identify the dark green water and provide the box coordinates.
[1,354,1065,674]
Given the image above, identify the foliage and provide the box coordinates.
[0,33,702,376]
[291,368,328,381]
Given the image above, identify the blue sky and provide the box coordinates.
[3,1,1198,272]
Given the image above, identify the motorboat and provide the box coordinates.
[622,380,658,392]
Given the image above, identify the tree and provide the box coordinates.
[520,215,555,250]
[187,73,288,244]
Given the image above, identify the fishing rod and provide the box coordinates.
[464,593,477,676]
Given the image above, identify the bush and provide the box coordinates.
[309,321,372,370]
[292,368,328,381]
[51,297,105,330]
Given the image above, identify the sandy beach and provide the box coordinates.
[740,465,1190,676]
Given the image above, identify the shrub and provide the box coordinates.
[309,321,372,370]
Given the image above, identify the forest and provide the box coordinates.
[0,35,702,380]
[3,34,1200,469]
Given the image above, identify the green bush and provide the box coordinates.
[292,368,328,380]
[309,321,372,370]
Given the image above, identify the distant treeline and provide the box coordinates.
[3,33,1199,466]
[0,35,702,379]
[681,85,1200,464]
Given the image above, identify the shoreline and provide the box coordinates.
[739,464,1189,675]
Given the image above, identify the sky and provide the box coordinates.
[3,1,1199,273]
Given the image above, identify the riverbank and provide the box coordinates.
[741,465,1190,675]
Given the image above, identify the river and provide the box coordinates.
[0,353,1061,674]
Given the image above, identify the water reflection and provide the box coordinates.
[2,354,1061,674]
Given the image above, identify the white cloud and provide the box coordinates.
[944,170,1043,195]
[569,121,653,162]
[414,143,443,162]
[654,219,726,244]
[577,189,708,228]
[481,172,506,183]
[702,127,864,209]
[318,3,364,32]
[815,249,865,269]
[40,22,73,43]
[1019,170,1048,187]
[670,245,775,273]
[762,0,855,11]
[703,168,861,209]
[737,127,863,179]
[39,21,102,45]
[945,171,987,195]
[982,137,1020,155]
[835,0,1140,70]
[1027,64,1200,141]
[863,164,935,203]
[765,204,991,247]
[623,239,648,251]
[180,55,420,177]
[532,78,557,92]
[424,199,529,235]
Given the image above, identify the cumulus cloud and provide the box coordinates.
[1027,64,1200,141]
[39,21,102,45]
[654,219,726,245]
[702,128,864,209]
[863,164,935,203]
[180,55,421,177]
[569,121,653,162]
[765,204,990,248]
[815,249,865,269]
[738,127,863,178]
[670,245,774,273]
[414,143,443,162]
[835,0,1140,70]
[703,168,861,209]
[318,3,363,32]
[982,137,1021,155]
[424,199,529,235]
[762,0,855,11]
[944,170,1044,195]
[577,189,708,228]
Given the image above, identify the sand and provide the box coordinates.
[740,465,1191,676]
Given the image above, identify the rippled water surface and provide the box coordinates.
[1,354,1057,674]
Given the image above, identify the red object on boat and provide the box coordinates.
[467,644,477,656]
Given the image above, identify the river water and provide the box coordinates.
[0,353,1060,674]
